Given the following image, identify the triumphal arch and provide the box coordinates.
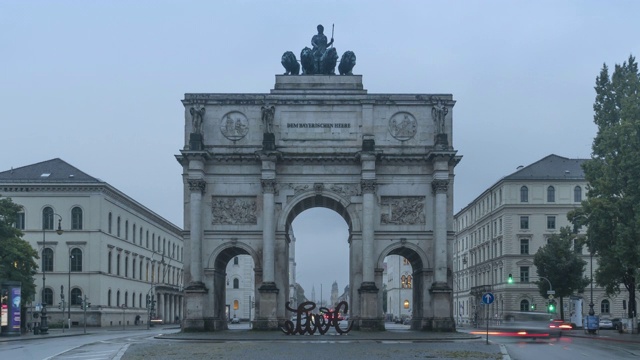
[177,29,460,332]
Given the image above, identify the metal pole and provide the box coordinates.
[61,285,64,333]
[589,247,595,315]
[486,304,489,345]
[83,295,87,334]
[68,253,72,330]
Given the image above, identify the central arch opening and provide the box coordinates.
[285,195,352,315]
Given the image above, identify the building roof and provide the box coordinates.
[0,158,103,184]
[504,154,586,180]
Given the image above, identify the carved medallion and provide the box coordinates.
[212,197,257,225]
[388,112,417,141]
[220,111,249,141]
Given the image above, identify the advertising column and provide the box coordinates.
[1,281,22,336]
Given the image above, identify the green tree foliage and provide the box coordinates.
[576,55,640,318]
[0,196,39,307]
[533,227,590,320]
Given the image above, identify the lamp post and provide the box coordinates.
[589,242,595,316]
[68,252,73,330]
[40,213,63,335]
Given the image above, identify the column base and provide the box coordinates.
[356,282,382,330]
[255,282,279,330]
[185,281,208,292]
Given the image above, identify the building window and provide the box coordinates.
[117,217,121,237]
[108,212,112,234]
[42,248,54,272]
[402,275,412,289]
[43,207,54,230]
[108,252,112,274]
[108,290,112,307]
[125,220,129,240]
[71,288,82,305]
[233,278,239,289]
[520,239,529,255]
[125,256,129,277]
[117,291,121,307]
[42,288,53,306]
[520,186,529,202]
[520,299,530,312]
[520,266,529,283]
[574,186,582,202]
[547,186,555,202]
[233,300,239,310]
[234,257,239,265]
[139,260,143,280]
[132,292,136,307]
[139,294,142,308]
[125,291,129,307]
[601,299,610,314]
[520,216,529,230]
[133,224,136,243]
[146,231,149,248]
[15,210,25,230]
[547,216,556,229]
[70,248,83,271]
[132,259,136,279]
[71,207,83,230]
[404,299,410,309]
[117,254,121,276]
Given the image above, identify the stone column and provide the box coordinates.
[358,153,380,330]
[432,179,448,285]
[256,154,278,330]
[187,179,206,287]
[261,179,276,284]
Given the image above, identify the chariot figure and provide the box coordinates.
[301,24,337,75]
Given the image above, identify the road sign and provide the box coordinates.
[482,292,495,305]
[547,290,555,295]
[548,295,554,300]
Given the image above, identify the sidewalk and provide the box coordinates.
[0,324,170,342]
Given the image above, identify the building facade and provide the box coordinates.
[453,154,633,327]
[0,159,184,328]
[384,255,414,322]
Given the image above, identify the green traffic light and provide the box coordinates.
[507,274,514,284]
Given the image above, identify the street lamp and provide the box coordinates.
[68,251,74,330]
[40,213,63,335]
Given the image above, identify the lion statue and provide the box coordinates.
[338,51,356,75]
[319,47,338,75]
[281,51,300,75]
[300,47,315,75]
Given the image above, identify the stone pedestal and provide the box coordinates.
[426,283,455,331]
[357,282,384,330]
[254,282,279,330]
[189,133,203,150]
[182,286,212,332]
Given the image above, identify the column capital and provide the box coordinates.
[261,179,277,194]
[187,179,206,193]
[360,179,377,194]
[431,179,449,194]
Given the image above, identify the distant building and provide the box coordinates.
[225,255,255,321]
[453,154,635,327]
[384,255,413,321]
[0,159,184,327]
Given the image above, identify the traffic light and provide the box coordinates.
[548,301,556,313]
[58,302,62,310]
[530,303,536,310]
[507,274,514,284]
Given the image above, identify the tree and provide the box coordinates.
[0,196,39,307]
[576,55,640,319]
[533,227,590,320]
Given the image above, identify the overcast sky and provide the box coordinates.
[2,1,638,303]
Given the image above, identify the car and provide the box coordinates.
[599,318,614,329]
[549,319,572,330]
[231,317,240,324]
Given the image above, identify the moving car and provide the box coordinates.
[471,312,561,339]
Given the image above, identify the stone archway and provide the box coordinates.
[177,74,460,332]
